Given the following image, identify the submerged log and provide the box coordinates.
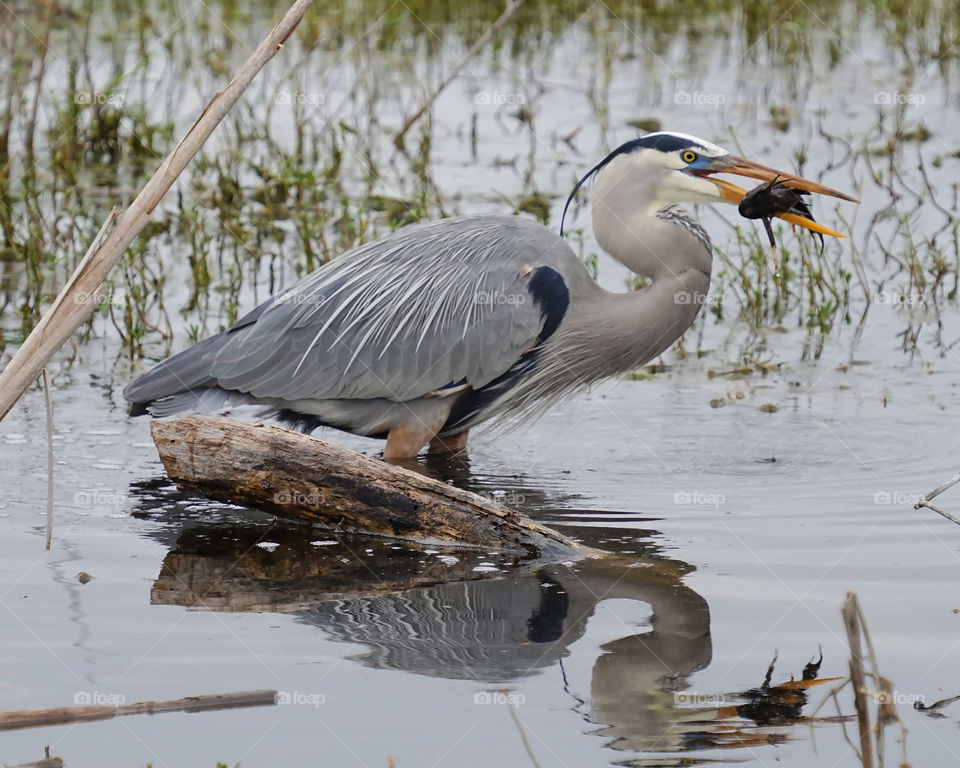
[150,415,589,559]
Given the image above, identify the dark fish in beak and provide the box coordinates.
[738,176,825,248]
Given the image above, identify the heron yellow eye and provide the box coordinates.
[681,150,698,164]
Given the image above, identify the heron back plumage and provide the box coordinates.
[123,215,584,437]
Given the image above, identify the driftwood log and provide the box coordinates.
[0,690,276,733]
[150,416,590,559]
[9,756,63,768]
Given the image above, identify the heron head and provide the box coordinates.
[560,131,857,238]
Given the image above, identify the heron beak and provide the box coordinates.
[696,156,858,239]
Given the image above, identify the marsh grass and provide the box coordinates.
[2,0,960,368]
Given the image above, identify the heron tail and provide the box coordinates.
[123,331,228,411]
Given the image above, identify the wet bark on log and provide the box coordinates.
[150,416,589,559]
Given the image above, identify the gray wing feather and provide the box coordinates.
[122,302,270,404]
[207,216,574,403]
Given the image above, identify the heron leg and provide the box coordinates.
[384,415,450,461]
[428,430,469,454]
[384,426,428,460]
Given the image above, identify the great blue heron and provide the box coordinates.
[124,131,855,459]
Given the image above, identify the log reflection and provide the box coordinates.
[138,489,818,759]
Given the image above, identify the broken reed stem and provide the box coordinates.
[0,689,277,732]
[915,470,960,525]
[0,0,316,424]
[809,680,855,758]
[921,470,960,502]
[507,698,543,768]
[841,592,912,768]
[393,0,527,149]
[916,500,960,526]
[42,368,53,550]
[843,592,874,768]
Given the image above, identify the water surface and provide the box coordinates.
[3,2,960,766]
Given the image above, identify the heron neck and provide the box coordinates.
[581,266,710,377]
[491,240,711,417]
[550,206,712,382]
[593,206,712,282]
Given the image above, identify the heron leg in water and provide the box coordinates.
[428,430,469,454]
[384,408,452,461]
